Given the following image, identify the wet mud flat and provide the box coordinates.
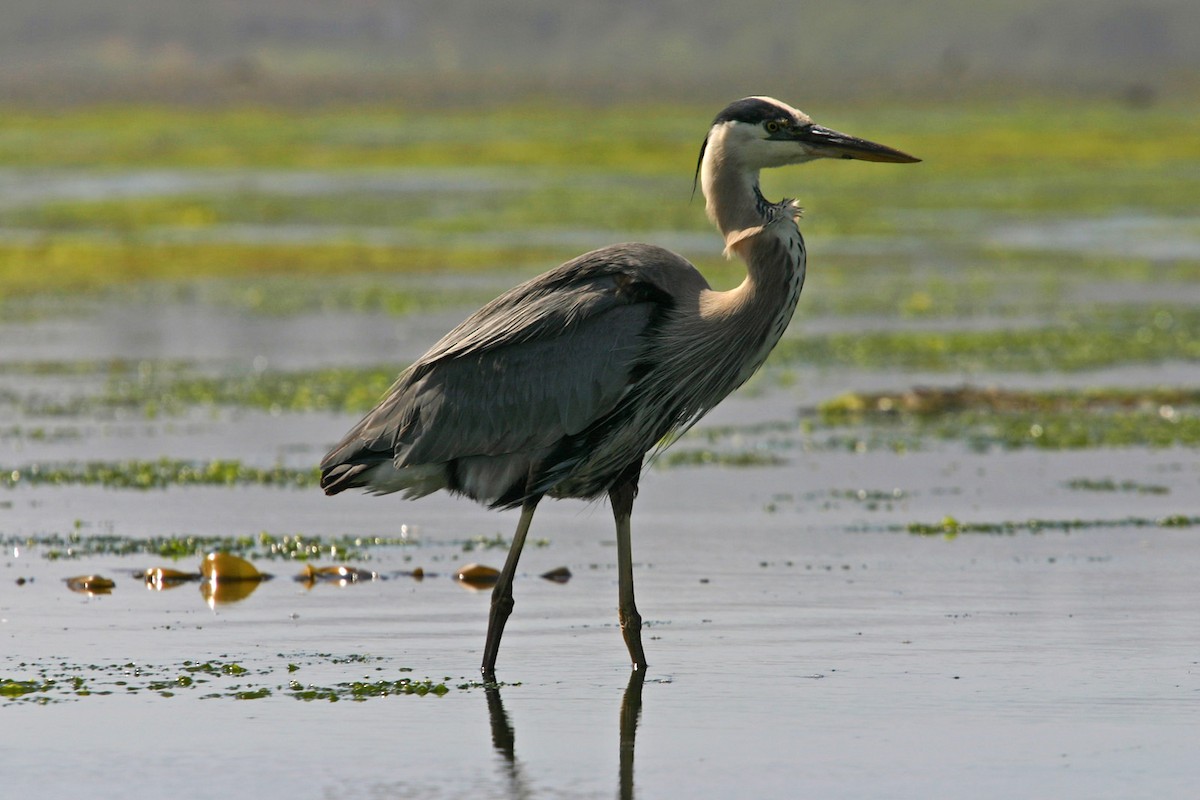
[1,471,1198,799]
[2,321,1198,798]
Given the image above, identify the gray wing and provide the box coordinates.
[320,243,708,497]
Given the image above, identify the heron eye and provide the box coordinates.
[765,120,781,133]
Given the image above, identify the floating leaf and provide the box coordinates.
[65,574,115,594]
[296,564,376,585]
[456,563,500,589]
[200,552,265,581]
[199,552,269,605]
[141,567,201,590]
[540,566,572,583]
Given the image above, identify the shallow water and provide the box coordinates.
[3,460,1198,799]
[3,300,1199,798]
[0,167,524,210]
[988,214,1200,261]
[2,174,1199,796]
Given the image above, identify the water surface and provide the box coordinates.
[2,158,1198,797]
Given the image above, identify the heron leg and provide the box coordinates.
[481,495,540,680]
[610,467,648,669]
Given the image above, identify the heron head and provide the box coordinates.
[696,96,919,180]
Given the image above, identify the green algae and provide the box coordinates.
[1064,478,1170,494]
[0,678,55,701]
[1,100,1198,311]
[0,654,457,704]
[0,658,270,704]
[286,678,450,702]
[775,306,1200,373]
[0,359,402,418]
[677,385,1199,459]
[17,378,1174,472]
[657,449,786,469]
[902,514,1198,537]
[2,458,319,490]
[814,386,1200,452]
[7,298,1196,425]
[107,364,403,417]
[821,385,1200,416]
[1,529,414,562]
[193,277,490,318]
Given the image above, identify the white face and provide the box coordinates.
[728,122,819,168]
[707,97,918,171]
[709,100,820,170]
[697,96,919,194]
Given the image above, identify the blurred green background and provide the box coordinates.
[3,0,1199,105]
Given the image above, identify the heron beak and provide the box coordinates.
[799,124,920,163]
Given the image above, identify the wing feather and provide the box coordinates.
[320,243,707,495]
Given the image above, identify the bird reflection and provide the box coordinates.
[485,668,648,799]
[484,684,529,799]
[618,667,647,800]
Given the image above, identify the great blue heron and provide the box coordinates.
[321,96,918,679]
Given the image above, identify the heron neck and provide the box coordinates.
[697,154,806,385]
[702,158,803,287]
[703,164,770,246]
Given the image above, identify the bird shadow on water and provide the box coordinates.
[486,668,648,799]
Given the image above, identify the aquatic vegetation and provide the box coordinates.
[63,574,116,595]
[902,514,1198,537]
[1,99,1197,445]
[0,105,701,173]
[1064,478,1170,494]
[2,530,415,562]
[1,458,320,490]
[8,305,1194,426]
[0,239,564,302]
[0,362,404,420]
[195,277,492,318]
[460,534,511,552]
[287,678,450,702]
[0,658,268,703]
[0,360,402,418]
[815,385,1200,451]
[776,306,1200,373]
[679,385,1198,457]
[657,449,786,468]
[821,385,1200,417]
[109,364,402,417]
[1,100,1197,313]
[0,654,458,704]
[0,424,84,444]
[0,679,57,702]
